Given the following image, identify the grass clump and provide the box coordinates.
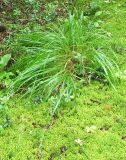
[10,12,118,111]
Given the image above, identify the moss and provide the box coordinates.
[40,82,126,159]
[0,98,51,160]
[0,81,126,159]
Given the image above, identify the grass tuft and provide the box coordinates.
[10,13,119,112]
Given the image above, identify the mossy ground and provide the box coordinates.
[0,81,126,160]
[0,1,126,160]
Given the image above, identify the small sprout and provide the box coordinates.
[4,114,11,128]
[34,96,43,104]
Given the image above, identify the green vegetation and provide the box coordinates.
[0,0,126,159]
[0,54,13,88]
[0,82,126,160]
[10,12,118,112]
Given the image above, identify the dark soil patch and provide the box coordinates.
[0,31,8,42]
[0,25,9,44]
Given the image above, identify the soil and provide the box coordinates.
[0,30,8,42]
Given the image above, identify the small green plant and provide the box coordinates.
[0,54,11,70]
[43,3,58,22]
[0,54,13,88]
[11,13,119,112]
[13,8,21,17]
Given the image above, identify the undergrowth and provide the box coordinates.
[0,1,126,159]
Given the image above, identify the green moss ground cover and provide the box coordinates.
[0,81,126,160]
[0,0,126,160]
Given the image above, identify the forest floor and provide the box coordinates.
[0,1,126,160]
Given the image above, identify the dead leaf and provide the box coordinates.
[75,139,83,146]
